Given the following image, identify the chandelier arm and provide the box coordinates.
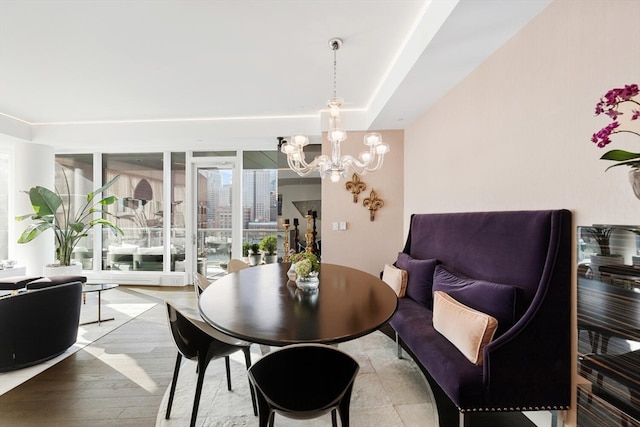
[363,154,385,172]
[287,153,331,177]
[345,146,377,169]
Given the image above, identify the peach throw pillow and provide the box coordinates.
[433,291,498,365]
[382,264,407,297]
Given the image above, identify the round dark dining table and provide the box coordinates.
[198,262,398,346]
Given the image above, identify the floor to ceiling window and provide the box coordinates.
[102,153,169,272]
[55,154,95,269]
[242,150,279,256]
[48,150,279,279]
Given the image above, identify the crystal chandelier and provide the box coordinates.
[280,38,389,183]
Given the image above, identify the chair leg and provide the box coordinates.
[191,358,208,427]
[337,385,354,427]
[243,347,258,416]
[225,355,232,391]
[331,409,338,427]
[255,391,273,427]
[165,352,182,419]
[395,332,403,359]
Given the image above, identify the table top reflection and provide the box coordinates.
[198,263,398,346]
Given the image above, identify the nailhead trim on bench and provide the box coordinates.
[459,405,569,413]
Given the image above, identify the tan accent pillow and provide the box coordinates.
[382,264,407,297]
[432,291,498,365]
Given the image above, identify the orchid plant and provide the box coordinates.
[591,83,640,170]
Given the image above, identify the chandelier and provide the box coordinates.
[280,38,389,183]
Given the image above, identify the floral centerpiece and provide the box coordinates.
[591,83,640,198]
[289,252,320,290]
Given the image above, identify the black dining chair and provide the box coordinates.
[165,302,257,427]
[248,343,360,427]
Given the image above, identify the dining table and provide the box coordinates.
[198,262,398,346]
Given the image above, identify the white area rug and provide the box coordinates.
[0,287,157,395]
[156,331,438,427]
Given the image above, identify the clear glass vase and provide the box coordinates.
[295,271,319,291]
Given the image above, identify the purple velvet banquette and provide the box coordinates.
[389,210,572,426]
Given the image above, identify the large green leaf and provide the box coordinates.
[17,222,54,243]
[600,149,640,162]
[29,186,62,217]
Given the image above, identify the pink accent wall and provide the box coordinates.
[321,130,404,276]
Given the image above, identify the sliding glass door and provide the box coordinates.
[194,160,236,279]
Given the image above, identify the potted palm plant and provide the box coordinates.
[260,235,278,264]
[16,172,123,273]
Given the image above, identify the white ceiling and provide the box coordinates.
[0,0,551,149]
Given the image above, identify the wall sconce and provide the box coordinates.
[363,189,384,221]
[345,174,366,203]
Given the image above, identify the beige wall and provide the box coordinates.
[403,1,639,426]
[321,130,404,276]
[405,0,640,226]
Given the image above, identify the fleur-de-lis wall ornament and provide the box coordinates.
[345,173,366,203]
[363,188,384,221]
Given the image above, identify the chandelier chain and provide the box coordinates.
[332,43,338,100]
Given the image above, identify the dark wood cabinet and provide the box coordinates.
[577,225,640,427]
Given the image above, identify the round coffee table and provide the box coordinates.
[198,263,398,346]
[81,283,119,325]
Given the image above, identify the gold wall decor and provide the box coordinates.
[363,189,384,221]
[345,173,366,203]
[283,220,291,262]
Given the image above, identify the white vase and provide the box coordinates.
[629,169,640,200]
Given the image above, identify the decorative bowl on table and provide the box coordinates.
[295,271,319,291]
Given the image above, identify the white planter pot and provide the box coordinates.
[42,263,83,277]
[264,254,278,264]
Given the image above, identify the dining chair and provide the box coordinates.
[165,302,257,427]
[194,270,271,356]
[192,272,210,298]
[247,343,360,427]
[227,258,250,273]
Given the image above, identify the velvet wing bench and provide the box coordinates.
[386,210,572,426]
